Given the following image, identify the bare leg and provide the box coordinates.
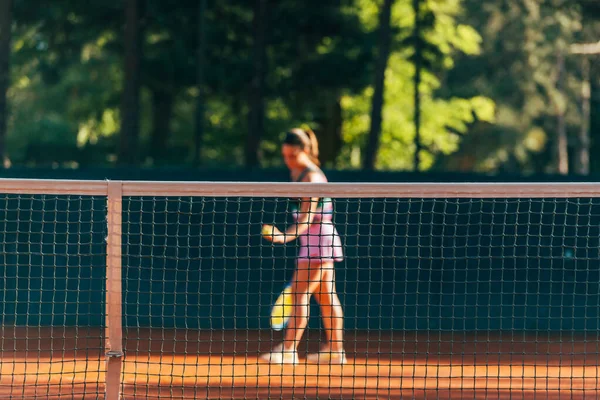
[281,259,322,352]
[312,263,344,353]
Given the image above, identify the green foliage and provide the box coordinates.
[8,1,122,165]
[4,0,520,171]
[436,0,597,174]
[341,0,495,170]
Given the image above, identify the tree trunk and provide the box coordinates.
[150,89,174,165]
[118,0,142,166]
[363,0,394,171]
[555,53,568,175]
[315,95,343,167]
[576,57,591,175]
[590,76,600,174]
[194,0,207,166]
[413,0,422,172]
[246,0,267,168]
[0,0,12,164]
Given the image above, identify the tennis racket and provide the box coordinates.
[270,283,293,331]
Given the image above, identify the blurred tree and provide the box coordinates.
[143,1,194,165]
[575,2,600,175]
[246,0,267,168]
[570,2,600,175]
[9,1,122,166]
[435,0,590,175]
[0,0,12,164]
[119,0,143,165]
[5,0,374,168]
[364,0,394,171]
[553,52,568,175]
[263,0,374,167]
[4,0,497,172]
[577,56,590,175]
[194,0,207,165]
[129,0,373,167]
[411,0,422,171]
[342,0,494,171]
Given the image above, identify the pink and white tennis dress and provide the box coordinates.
[291,167,344,263]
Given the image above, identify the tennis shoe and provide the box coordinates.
[259,344,299,365]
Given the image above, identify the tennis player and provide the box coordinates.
[260,127,346,365]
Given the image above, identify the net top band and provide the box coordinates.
[0,178,599,198]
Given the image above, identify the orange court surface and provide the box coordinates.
[1,327,598,399]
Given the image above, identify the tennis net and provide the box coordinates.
[0,180,599,399]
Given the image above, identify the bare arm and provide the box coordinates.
[280,195,319,242]
[262,171,322,244]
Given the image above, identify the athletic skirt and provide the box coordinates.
[297,221,344,263]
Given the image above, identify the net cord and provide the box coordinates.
[0,178,600,198]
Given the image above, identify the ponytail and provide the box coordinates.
[303,127,321,166]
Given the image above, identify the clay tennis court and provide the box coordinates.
[1,327,598,399]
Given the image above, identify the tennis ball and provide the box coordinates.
[262,225,272,236]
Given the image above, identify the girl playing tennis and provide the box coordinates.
[260,127,346,365]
